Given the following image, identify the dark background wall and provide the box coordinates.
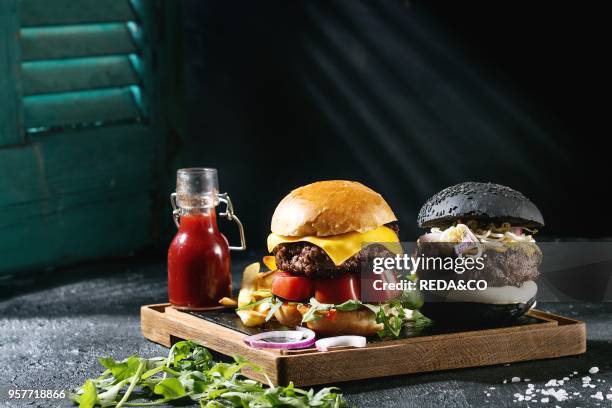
[178,0,609,253]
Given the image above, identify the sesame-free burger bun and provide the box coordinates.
[271,180,397,237]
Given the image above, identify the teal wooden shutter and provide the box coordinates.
[0,0,23,146]
[0,0,173,278]
[20,0,148,132]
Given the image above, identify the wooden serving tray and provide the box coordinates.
[141,304,586,387]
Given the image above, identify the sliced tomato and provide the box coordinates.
[271,271,315,301]
[315,273,361,304]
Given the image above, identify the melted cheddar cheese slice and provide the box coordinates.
[267,225,401,266]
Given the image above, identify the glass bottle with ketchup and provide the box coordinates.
[168,168,246,310]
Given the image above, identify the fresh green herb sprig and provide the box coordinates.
[72,340,347,407]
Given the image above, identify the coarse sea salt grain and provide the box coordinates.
[541,397,550,403]
[591,392,604,400]
[582,376,592,383]
[606,393,612,400]
[511,377,521,383]
[545,380,558,387]
[541,388,569,402]
[589,367,600,374]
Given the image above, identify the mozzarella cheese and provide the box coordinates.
[442,280,538,304]
[267,225,401,266]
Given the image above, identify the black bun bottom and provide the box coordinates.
[419,291,536,327]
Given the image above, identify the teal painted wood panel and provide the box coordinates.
[0,193,153,274]
[21,23,137,61]
[0,0,24,146]
[0,123,154,210]
[0,124,157,274]
[23,87,142,129]
[22,55,139,95]
[20,0,135,27]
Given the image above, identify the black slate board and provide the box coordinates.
[187,309,546,341]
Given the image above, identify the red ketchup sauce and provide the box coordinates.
[167,211,231,310]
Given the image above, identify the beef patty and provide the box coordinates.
[273,223,399,278]
[415,241,541,287]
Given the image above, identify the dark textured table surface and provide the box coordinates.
[1,258,611,407]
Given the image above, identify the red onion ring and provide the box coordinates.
[244,326,316,349]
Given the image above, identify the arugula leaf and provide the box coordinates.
[98,356,141,382]
[77,379,98,408]
[153,377,186,399]
[170,340,194,365]
[96,380,128,407]
[300,298,332,323]
[334,299,363,311]
[209,362,243,380]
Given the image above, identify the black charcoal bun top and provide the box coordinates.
[418,182,544,229]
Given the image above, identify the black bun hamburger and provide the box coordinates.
[267,180,403,336]
[415,182,544,325]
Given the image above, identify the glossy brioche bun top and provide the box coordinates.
[271,180,397,237]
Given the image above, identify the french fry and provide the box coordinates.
[236,262,282,326]
[236,263,271,326]
[237,262,260,308]
[252,289,273,299]
[218,297,238,308]
[236,310,267,327]
[257,270,277,290]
